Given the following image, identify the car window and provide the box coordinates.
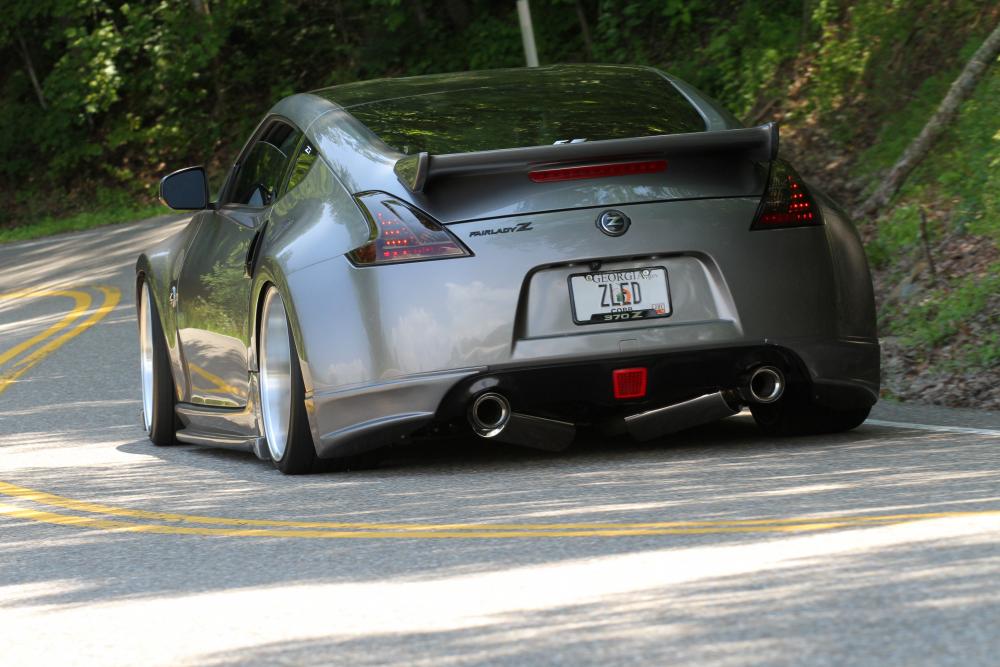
[323,66,705,155]
[227,121,301,207]
[284,142,317,194]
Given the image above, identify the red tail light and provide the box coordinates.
[349,192,471,266]
[613,368,648,400]
[529,160,667,183]
[751,160,821,229]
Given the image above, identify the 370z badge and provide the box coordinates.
[469,222,534,237]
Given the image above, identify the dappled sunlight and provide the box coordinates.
[4,410,999,530]
[0,217,187,292]
[519,501,684,518]
[0,399,138,419]
[755,483,850,496]
[1,513,997,666]
[0,579,96,607]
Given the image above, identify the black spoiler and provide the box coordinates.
[394,122,779,193]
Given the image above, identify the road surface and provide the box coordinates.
[1,217,998,666]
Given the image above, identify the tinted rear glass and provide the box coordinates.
[321,66,705,156]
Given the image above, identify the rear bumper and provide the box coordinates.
[307,337,878,458]
[776,336,880,409]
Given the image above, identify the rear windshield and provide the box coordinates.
[333,67,705,156]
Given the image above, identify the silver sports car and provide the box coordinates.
[137,64,879,473]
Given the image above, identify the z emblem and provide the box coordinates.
[597,210,630,237]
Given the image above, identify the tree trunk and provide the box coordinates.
[16,34,47,110]
[443,0,469,29]
[854,21,1000,221]
[575,0,593,60]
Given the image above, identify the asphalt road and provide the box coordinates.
[1,217,999,666]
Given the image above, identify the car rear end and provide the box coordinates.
[295,65,878,455]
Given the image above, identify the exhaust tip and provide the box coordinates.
[748,366,784,404]
[468,392,511,438]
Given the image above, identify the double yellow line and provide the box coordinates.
[0,286,121,395]
[2,480,997,540]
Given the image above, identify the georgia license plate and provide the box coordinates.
[568,266,672,324]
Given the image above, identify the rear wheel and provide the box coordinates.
[138,280,177,445]
[750,387,870,436]
[259,288,316,475]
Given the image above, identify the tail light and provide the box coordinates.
[349,192,471,266]
[529,160,667,183]
[750,160,821,230]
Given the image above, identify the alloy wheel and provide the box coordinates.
[259,289,293,461]
[139,282,154,433]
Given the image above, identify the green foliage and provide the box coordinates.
[800,0,988,137]
[932,68,1000,238]
[888,264,1000,354]
[873,64,1000,371]
[0,187,161,243]
[586,0,803,118]
[864,200,925,270]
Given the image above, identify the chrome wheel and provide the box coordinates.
[260,289,293,461]
[139,282,154,433]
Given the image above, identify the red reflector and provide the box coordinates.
[529,160,667,183]
[613,368,648,399]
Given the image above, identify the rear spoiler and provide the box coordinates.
[394,122,778,193]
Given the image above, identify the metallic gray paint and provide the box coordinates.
[136,64,879,460]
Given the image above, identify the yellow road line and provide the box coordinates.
[0,290,93,367]
[0,480,996,536]
[0,503,866,538]
[0,286,121,396]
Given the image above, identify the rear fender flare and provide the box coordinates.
[251,258,322,450]
[250,259,311,392]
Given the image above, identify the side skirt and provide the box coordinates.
[174,373,270,460]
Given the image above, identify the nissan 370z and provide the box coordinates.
[136,65,879,474]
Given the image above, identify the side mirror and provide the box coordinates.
[159,166,210,210]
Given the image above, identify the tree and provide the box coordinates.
[855,21,1000,221]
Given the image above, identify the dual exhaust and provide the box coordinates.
[467,392,575,451]
[746,365,784,404]
[466,365,786,446]
[468,392,512,438]
[625,365,786,441]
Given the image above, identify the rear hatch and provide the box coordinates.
[332,64,772,221]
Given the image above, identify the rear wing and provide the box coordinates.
[394,122,778,193]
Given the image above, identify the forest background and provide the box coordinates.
[1,0,998,408]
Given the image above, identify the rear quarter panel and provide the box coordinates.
[284,197,843,395]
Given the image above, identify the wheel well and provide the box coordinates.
[252,281,312,396]
[135,270,147,310]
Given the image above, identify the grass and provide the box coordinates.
[0,193,165,245]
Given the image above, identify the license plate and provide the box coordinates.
[568,266,671,325]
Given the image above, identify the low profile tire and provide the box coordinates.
[138,280,177,446]
[750,386,871,436]
[259,288,317,475]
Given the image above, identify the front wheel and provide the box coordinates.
[259,288,316,474]
[138,279,177,445]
